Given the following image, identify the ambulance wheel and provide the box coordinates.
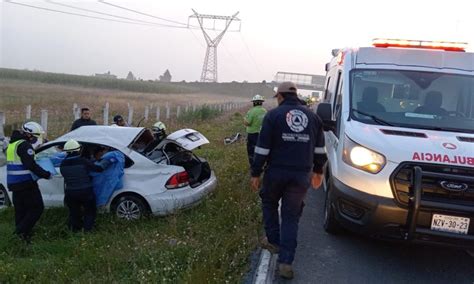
[112,194,149,220]
[323,177,343,234]
[0,185,10,208]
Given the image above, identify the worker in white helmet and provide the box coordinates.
[60,139,104,232]
[6,122,52,242]
[244,95,267,165]
[143,121,167,153]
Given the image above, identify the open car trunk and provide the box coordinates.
[140,129,212,187]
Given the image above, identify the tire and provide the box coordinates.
[112,195,149,220]
[0,185,10,208]
[323,176,343,234]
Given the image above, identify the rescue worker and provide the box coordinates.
[143,121,167,153]
[152,121,167,141]
[250,82,327,279]
[112,115,129,127]
[25,121,47,149]
[6,122,52,242]
[244,94,267,165]
[70,107,97,131]
[60,139,103,232]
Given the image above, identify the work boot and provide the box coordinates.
[278,263,294,280]
[260,236,279,254]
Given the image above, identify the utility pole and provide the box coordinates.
[189,10,240,83]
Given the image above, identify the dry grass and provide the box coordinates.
[0,79,248,137]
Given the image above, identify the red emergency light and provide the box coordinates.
[372,38,468,52]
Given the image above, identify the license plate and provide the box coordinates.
[431,214,470,235]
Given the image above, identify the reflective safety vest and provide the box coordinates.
[6,140,34,185]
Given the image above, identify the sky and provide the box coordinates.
[1,0,474,82]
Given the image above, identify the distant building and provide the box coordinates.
[95,71,117,79]
[159,69,172,82]
[126,71,136,81]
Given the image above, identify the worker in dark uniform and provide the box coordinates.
[70,107,97,131]
[250,82,327,279]
[60,139,104,232]
[6,122,52,242]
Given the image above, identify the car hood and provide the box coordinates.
[166,129,209,151]
[345,120,474,167]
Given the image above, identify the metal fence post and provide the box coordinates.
[103,102,109,125]
[40,109,48,133]
[26,105,31,120]
[144,106,149,122]
[156,106,161,121]
[176,106,181,118]
[127,104,134,126]
[166,103,170,120]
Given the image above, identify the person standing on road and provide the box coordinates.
[250,82,327,280]
[244,94,267,165]
[6,122,52,242]
[60,139,104,232]
[70,107,97,131]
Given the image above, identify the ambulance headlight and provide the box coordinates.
[342,136,386,174]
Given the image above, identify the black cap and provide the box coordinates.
[113,115,124,122]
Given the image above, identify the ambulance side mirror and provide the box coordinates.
[316,103,336,132]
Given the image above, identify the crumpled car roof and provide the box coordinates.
[48,126,144,150]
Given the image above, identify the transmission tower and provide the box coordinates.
[189,10,240,82]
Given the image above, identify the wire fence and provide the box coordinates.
[0,101,247,139]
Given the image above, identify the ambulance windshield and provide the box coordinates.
[350,69,474,133]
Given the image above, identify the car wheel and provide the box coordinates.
[113,195,148,220]
[0,185,10,208]
[323,176,343,234]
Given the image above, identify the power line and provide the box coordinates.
[45,0,179,28]
[98,0,191,28]
[189,28,205,48]
[221,40,252,80]
[5,0,157,27]
[239,33,263,77]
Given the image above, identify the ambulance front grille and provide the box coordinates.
[390,163,474,207]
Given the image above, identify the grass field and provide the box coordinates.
[0,111,261,283]
[0,78,250,138]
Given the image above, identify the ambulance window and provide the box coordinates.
[334,74,343,112]
[332,71,342,110]
[334,76,343,138]
[323,77,331,101]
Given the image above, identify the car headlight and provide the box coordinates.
[342,136,386,174]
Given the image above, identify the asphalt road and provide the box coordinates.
[273,188,474,284]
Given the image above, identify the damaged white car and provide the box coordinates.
[0,126,217,219]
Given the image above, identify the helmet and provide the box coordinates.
[152,121,166,132]
[64,139,81,152]
[251,94,265,102]
[152,121,166,139]
[22,121,44,137]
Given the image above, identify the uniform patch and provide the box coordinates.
[286,109,308,133]
[27,149,34,155]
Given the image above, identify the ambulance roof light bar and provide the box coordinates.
[373,38,468,52]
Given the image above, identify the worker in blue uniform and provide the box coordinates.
[6,122,52,242]
[250,81,327,279]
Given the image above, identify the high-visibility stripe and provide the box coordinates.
[6,139,35,185]
[7,170,32,175]
[255,146,270,156]
[314,147,326,154]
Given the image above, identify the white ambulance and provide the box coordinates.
[317,39,474,247]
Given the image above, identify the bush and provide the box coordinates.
[178,105,221,123]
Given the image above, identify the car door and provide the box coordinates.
[36,144,65,207]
